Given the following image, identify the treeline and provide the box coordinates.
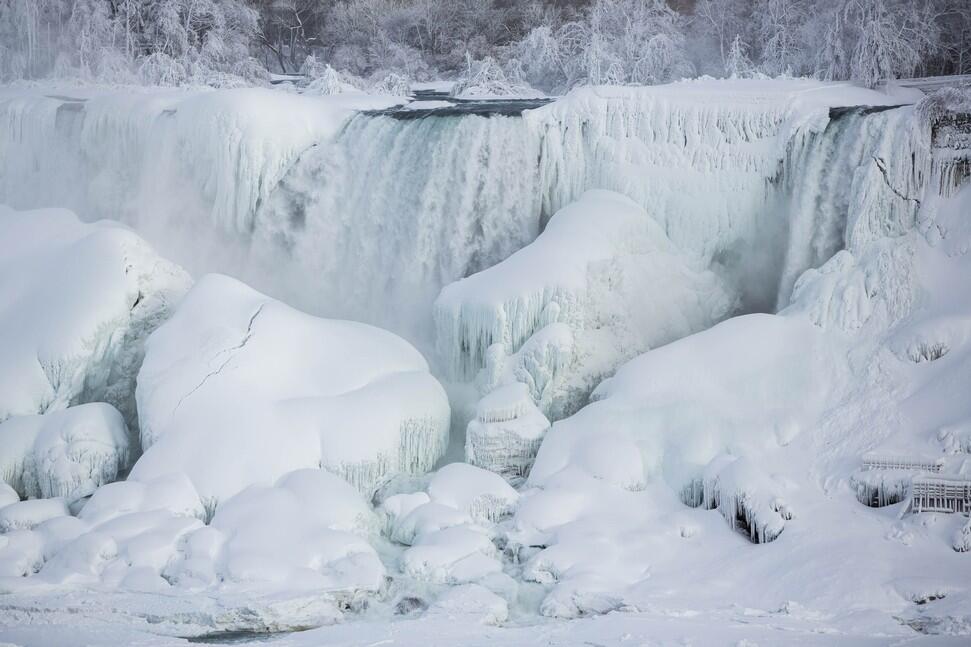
[2,0,969,91]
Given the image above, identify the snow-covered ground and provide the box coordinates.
[0,78,970,645]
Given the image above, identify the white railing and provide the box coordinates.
[861,454,943,473]
[912,476,971,514]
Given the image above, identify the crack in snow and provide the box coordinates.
[169,303,266,420]
[872,156,922,206]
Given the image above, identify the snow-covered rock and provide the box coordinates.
[466,383,550,482]
[0,498,70,533]
[401,526,502,584]
[0,206,190,437]
[0,403,129,502]
[132,274,450,506]
[427,463,519,523]
[77,473,205,525]
[390,502,473,547]
[435,190,736,419]
[195,471,385,592]
[427,583,509,625]
[529,313,833,491]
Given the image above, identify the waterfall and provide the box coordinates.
[253,112,545,338]
[775,106,927,309]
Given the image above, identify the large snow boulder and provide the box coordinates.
[0,403,129,502]
[0,206,191,435]
[435,190,735,419]
[186,470,385,592]
[132,274,450,505]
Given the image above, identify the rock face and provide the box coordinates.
[0,403,129,502]
[132,274,451,507]
[0,206,191,442]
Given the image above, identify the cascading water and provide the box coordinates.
[775,105,926,309]
[253,112,545,338]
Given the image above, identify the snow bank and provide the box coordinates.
[0,206,190,437]
[132,274,450,505]
[435,190,735,418]
[0,403,129,502]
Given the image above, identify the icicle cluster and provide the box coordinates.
[681,455,791,544]
[466,383,551,483]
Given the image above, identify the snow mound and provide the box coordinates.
[0,206,191,437]
[390,502,473,547]
[197,471,385,592]
[0,403,129,502]
[427,583,509,625]
[466,383,550,483]
[427,463,519,523]
[78,473,205,525]
[132,274,450,506]
[400,526,501,585]
[0,499,70,533]
[435,190,735,419]
[529,313,833,491]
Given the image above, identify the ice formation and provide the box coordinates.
[465,383,550,482]
[435,190,736,419]
[133,273,450,506]
[0,206,190,438]
[0,403,129,502]
[681,455,792,544]
[427,463,519,523]
[956,517,971,553]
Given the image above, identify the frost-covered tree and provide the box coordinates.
[754,0,807,76]
[725,34,756,78]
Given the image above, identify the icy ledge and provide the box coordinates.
[0,206,191,441]
[133,274,451,506]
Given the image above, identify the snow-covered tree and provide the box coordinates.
[725,34,756,78]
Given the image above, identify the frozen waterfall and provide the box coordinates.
[0,84,933,355]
